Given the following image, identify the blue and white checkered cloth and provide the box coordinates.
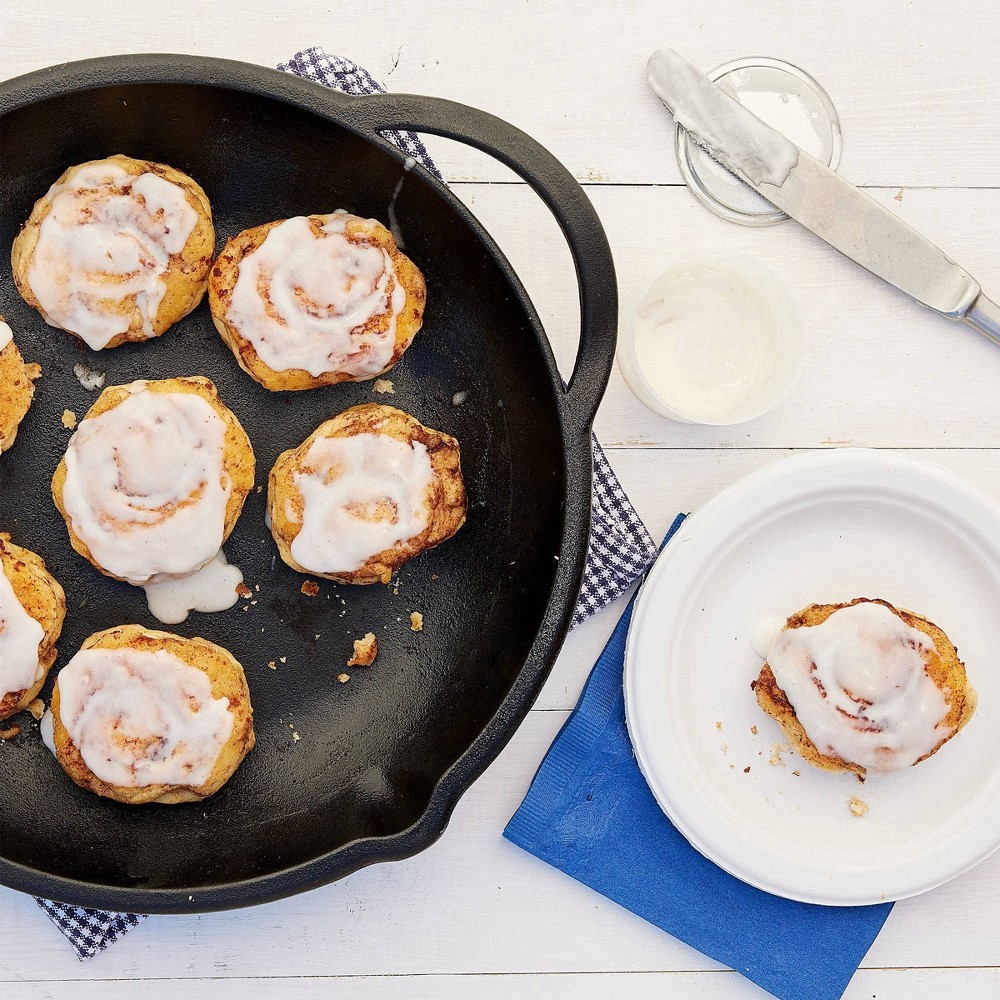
[35,46,658,959]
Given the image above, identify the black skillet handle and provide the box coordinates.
[335,93,618,439]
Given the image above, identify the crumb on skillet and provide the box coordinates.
[301,580,320,597]
[348,632,378,667]
[373,378,395,394]
[61,409,77,430]
[0,724,21,740]
[73,362,105,390]
[410,611,424,632]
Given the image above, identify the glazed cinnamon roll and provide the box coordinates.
[51,377,254,593]
[268,403,466,584]
[753,598,977,777]
[0,315,41,453]
[47,625,254,804]
[0,534,65,722]
[11,155,214,350]
[209,212,426,391]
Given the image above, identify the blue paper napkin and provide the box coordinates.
[504,514,894,1000]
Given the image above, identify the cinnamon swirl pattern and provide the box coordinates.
[51,377,255,591]
[754,598,977,777]
[268,404,466,584]
[209,212,426,391]
[48,625,254,804]
[0,315,41,453]
[0,533,66,722]
[11,155,214,350]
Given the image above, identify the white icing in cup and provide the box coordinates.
[617,254,804,425]
[55,646,234,788]
[0,568,45,701]
[143,551,244,625]
[0,320,13,352]
[766,602,951,772]
[290,432,433,574]
[26,163,198,350]
[225,214,406,379]
[60,383,232,586]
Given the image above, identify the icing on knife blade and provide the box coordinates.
[647,48,801,189]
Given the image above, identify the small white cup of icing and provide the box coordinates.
[617,254,804,425]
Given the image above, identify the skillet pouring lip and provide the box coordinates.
[0,53,615,912]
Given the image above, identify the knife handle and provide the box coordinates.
[964,293,1000,347]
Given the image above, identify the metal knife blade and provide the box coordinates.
[647,48,1000,342]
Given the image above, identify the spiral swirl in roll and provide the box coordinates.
[11,155,214,350]
[268,404,466,584]
[0,534,65,721]
[52,377,255,587]
[49,625,254,804]
[0,316,41,454]
[210,212,426,391]
[759,599,976,775]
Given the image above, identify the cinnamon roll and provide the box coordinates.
[268,403,466,584]
[11,155,214,350]
[51,377,255,591]
[753,598,976,777]
[0,534,65,722]
[47,625,254,804]
[0,316,41,453]
[209,212,426,391]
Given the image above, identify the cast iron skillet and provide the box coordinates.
[0,54,616,912]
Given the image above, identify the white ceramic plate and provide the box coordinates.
[624,449,1000,905]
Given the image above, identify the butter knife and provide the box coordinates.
[647,49,1000,346]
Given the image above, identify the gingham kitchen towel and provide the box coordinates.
[34,47,658,960]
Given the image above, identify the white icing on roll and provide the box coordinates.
[290,432,433,574]
[27,162,198,350]
[0,568,45,700]
[61,383,232,586]
[56,646,233,788]
[0,321,12,352]
[226,214,406,378]
[143,551,243,625]
[40,707,56,755]
[767,602,950,773]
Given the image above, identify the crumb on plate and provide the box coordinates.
[849,795,869,818]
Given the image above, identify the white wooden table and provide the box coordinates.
[4,1,1000,997]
